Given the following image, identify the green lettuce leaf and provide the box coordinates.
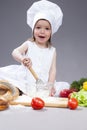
[71,89,87,107]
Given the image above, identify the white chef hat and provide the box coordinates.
[27,0,63,35]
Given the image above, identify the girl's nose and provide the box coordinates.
[40,29,45,33]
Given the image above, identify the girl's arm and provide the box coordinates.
[12,41,28,63]
[48,49,56,96]
[12,41,32,68]
[48,49,56,84]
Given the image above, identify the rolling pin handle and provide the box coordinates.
[28,67,39,81]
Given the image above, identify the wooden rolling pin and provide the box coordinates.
[9,97,68,108]
[28,67,44,84]
[29,67,39,81]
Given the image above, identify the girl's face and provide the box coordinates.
[33,19,52,47]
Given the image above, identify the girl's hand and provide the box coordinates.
[50,87,56,96]
[22,57,32,68]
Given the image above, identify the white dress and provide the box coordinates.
[0,41,70,96]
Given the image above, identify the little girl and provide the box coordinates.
[0,0,70,96]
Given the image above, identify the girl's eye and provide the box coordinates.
[36,26,41,29]
[45,28,50,30]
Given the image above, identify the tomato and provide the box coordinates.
[68,98,78,110]
[31,97,45,110]
[59,89,71,98]
[59,88,77,98]
[68,93,72,99]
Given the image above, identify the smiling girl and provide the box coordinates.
[0,0,70,96]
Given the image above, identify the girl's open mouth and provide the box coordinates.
[39,36,45,39]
